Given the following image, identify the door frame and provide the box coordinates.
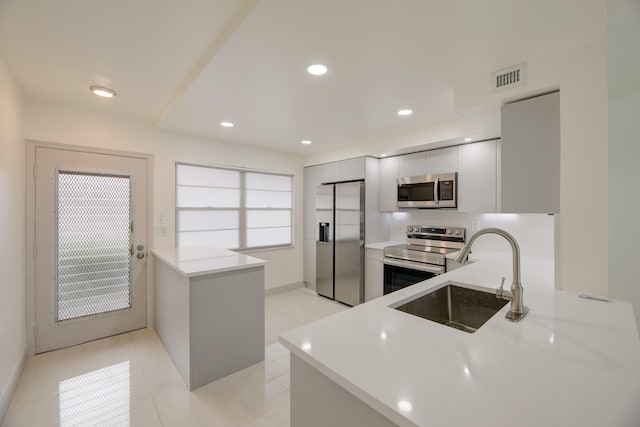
[26,140,154,355]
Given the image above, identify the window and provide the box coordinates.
[176,163,293,250]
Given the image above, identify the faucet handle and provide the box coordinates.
[496,277,506,299]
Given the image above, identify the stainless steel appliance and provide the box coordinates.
[397,172,457,208]
[316,181,365,306]
[383,225,465,295]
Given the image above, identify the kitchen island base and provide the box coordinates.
[154,257,265,391]
[291,354,395,427]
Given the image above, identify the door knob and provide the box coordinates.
[137,244,145,251]
[136,252,145,259]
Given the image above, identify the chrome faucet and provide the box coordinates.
[455,228,529,322]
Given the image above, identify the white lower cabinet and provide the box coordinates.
[365,248,384,302]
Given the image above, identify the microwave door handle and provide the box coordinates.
[434,177,439,205]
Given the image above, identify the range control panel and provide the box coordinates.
[406,225,466,238]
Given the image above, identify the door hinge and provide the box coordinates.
[32,165,37,179]
[33,324,37,337]
[130,221,134,233]
[33,244,37,258]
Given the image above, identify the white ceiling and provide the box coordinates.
[0,0,603,155]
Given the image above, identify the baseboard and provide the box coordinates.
[265,281,304,296]
[0,344,27,424]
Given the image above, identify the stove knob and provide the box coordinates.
[447,229,453,234]
[455,230,462,236]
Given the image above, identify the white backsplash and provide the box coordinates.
[389,211,554,260]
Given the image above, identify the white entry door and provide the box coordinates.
[34,147,148,353]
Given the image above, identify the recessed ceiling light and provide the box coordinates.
[301,140,313,145]
[464,137,473,142]
[397,109,413,116]
[307,64,328,76]
[89,85,116,98]
[220,122,234,128]
[397,400,413,413]
[380,153,387,157]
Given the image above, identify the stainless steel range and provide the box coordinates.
[383,225,466,295]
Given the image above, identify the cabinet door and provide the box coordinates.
[458,140,497,213]
[303,166,321,239]
[397,152,426,178]
[340,157,365,181]
[365,249,384,302]
[501,91,560,213]
[378,157,399,212]
[303,238,316,290]
[426,146,458,174]
[316,161,341,184]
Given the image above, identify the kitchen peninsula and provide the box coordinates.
[152,246,266,390]
[280,252,640,426]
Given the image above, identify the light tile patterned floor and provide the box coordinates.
[2,288,347,427]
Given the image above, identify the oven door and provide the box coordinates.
[383,258,445,295]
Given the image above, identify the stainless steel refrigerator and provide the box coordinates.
[316,181,364,306]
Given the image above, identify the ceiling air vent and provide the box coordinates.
[492,62,527,93]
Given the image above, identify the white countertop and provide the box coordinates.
[364,241,404,250]
[152,246,266,277]
[280,251,640,427]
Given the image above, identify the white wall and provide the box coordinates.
[0,55,26,422]
[607,0,640,329]
[24,101,305,296]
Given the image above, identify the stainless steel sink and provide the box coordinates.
[392,282,509,333]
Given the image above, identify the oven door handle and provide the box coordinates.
[383,258,445,275]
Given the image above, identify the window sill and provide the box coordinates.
[238,245,295,254]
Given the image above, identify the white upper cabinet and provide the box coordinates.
[397,152,426,177]
[458,140,497,213]
[426,146,458,174]
[340,157,366,181]
[500,91,560,213]
[316,162,341,184]
[378,156,399,212]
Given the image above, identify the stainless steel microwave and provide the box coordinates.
[397,172,457,208]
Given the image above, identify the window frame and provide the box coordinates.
[175,162,294,251]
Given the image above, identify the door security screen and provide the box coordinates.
[55,171,133,322]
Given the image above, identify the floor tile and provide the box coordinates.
[3,288,347,427]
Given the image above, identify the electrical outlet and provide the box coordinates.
[471,220,480,232]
